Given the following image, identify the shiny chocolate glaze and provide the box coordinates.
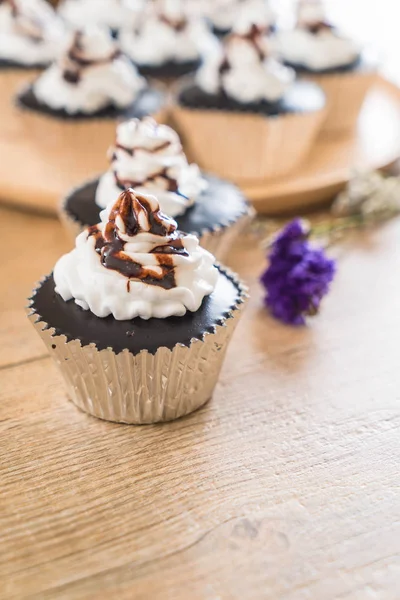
[178,80,325,115]
[62,31,121,84]
[17,84,165,120]
[30,267,242,354]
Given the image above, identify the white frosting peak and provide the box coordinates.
[0,0,64,66]
[232,0,275,35]
[207,0,275,34]
[96,117,207,217]
[297,0,326,26]
[197,25,294,104]
[119,0,214,67]
[33,26,145,115]
[277,0,360,71]
[54,189,218,320]
[59,0,143,32]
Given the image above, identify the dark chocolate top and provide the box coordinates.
[30,266,243,354]
[136,58,201,79]
[284,56,361,75]
[0,57,48,70]
[63,174,249,235]
[178,80,325,115]
[284,48,376,76]
[17,84,165,121]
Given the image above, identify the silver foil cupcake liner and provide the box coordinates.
[27,267,248,424]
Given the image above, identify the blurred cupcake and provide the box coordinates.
[28,188,247,424]
[206,0,276,37]
[0,0,64,132]
[277,0,378,134]
[172,2,326,183]
[16,26,167,190]
[58,0,143,37]
[60,117,252,260]
[119,0,217,81]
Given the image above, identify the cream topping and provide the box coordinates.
[277,0,360,71]
[207,0,275,34]
[33,26,145,115]
[0,0,64,66]
[119,0,215,67]
[59,0,143,32]
[54,189,218,320]
[197,9,294,104]
[96,117,207,217]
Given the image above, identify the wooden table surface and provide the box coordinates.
[1,205,400,599]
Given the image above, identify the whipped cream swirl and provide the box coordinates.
[96,117,207,217]
[59,0,142,32]
[277,0,360,71]
[0,0,64,66]
[197,11,294,104]
[120,0,213,67]
[207,0,275,35]
[54,189,218,320]
[32,26,145,115]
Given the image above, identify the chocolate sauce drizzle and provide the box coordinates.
[62,31,121,85]
[303,20,334,35]
[114,167,180,194]
[114,138,172,157]
[111,136,183,197]
[88,189,188,290]
[219,24,268,79]
[0,0,18,16]
[1,0,47,42]
[159,13,188,32]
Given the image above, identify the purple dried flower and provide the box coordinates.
[260,219,336,325]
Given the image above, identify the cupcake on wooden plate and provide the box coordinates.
[0,0,64,133]
[15,25,167,194]
[172,0,326,183]
[276,0,378,134]
[119,0,217,81]
[28,188,247,424]
[58,0,143,37]
[60,117,252,260]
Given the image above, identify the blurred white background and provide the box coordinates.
[273,0,399,84]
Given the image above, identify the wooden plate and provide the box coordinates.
[243,78,400,215]
[0,77,399,216]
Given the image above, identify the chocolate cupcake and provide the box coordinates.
[172,3,326,183]
[58,0,143,37]
[0,0,64,135]
[276,0,378,135]
[119,0,217,81]
[28,188,247,424]
[60,117,252,260]
[15,25,167,197]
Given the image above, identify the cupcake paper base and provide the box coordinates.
[27,267,247,425]
[0,69,40,137]
[171,103,326,183]
[10,87,168,193]
[302,70,378,135]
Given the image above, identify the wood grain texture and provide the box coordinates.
[1,206,400,599]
